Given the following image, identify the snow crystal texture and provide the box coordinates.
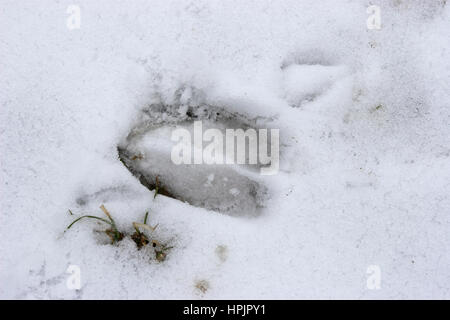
[0,0,449,299]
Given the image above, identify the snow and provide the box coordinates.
[1,0,449,299]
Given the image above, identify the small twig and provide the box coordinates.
[131,154,143,160]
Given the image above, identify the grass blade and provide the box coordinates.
[153,176,159,199]
[144,211,149,224]
[99,204,115,224]
[133,222,158,233]
[67,215,112,229]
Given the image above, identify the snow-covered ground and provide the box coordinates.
[1,0,449,299]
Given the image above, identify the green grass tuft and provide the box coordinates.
[67,205,124,244]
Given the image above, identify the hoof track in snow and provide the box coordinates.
[281,52,349,108]
[118,98,269,217]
